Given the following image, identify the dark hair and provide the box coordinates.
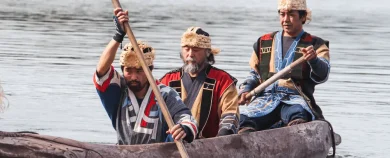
[278,10,307,24]
[298,10,307,24]
[206,49,215,65]
[121,65,154,72]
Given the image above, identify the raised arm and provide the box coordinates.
[96,8,128,76]
[96,40,121,76]
[93,8,128,129]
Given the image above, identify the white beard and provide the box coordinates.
[183,62,199,74]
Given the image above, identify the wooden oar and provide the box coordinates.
[245,56,306,99]
[110,0,189,158]
[0,84,9,113]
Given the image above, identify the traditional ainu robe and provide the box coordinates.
[94,66,198,144]
[239,31,330,121]
[160,65,239,138]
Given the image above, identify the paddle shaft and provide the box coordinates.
[110,1,189,158]
[245,56,306,99]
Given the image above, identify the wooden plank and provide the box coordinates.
[0,121,336,158]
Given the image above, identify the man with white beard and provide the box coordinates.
[160,27,239,138]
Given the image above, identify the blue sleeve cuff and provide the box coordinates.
[238,80,259,96]
[308,57,319,65]
[181,125,194,143]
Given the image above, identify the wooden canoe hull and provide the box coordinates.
[0,121,338,158]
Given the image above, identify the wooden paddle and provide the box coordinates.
[245,56,306,99]
[110,0,189,157]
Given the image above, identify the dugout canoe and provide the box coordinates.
[0,120,341,158]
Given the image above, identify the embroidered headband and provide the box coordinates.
[120,40,155,68]
[278,0,312,21]
[181,27,220,55]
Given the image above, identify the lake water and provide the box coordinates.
[0,0,389,157]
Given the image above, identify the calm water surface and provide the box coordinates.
[0,0,389,157]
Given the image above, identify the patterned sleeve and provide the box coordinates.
[238,50,261,96]
[217,84,240,136]
[309,40,331,84]
[159,84,198,142]
[93,65,122,128]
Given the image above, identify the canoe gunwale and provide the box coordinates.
[0,121,337,158]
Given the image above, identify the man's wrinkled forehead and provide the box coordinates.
[182,46,204,50]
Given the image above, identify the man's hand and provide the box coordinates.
[166,124,187,140]
[238,92,250,105]
[112,8,128,43]
[301,45,317,61]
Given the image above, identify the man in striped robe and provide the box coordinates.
[93,8,198,145]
